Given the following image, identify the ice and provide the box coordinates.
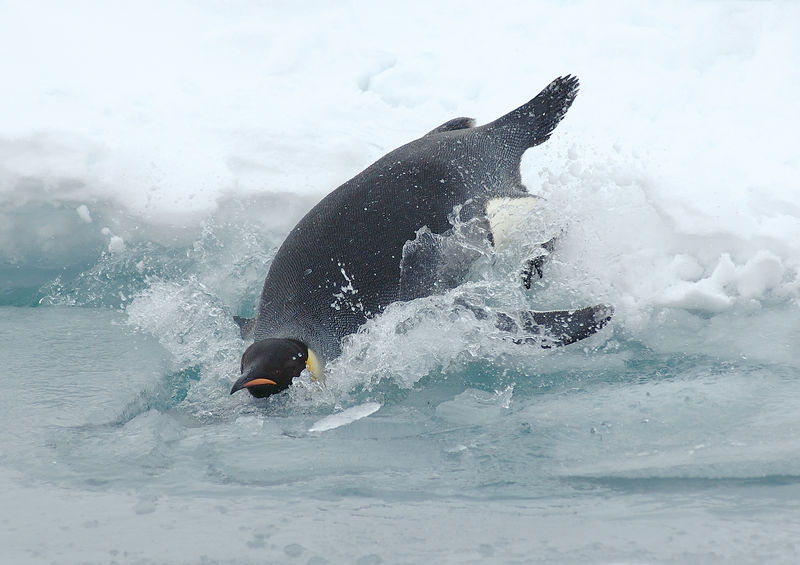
[308,402,382,432]
[75,204,92,224]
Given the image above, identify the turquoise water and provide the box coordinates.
[2,215,800,563]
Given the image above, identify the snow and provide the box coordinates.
[3,1,798,317]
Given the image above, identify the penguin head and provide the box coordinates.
[230,338,310,398]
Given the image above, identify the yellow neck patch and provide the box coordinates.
[305,347,324,382]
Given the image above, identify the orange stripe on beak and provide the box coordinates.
[243,378,278,388]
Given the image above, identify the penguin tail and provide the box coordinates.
[489,75,579,152]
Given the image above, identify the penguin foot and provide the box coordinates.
[521,236,557,289]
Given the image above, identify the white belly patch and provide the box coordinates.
[485,196,538,248]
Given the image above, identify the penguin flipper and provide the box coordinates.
[497,304,613,347]
[233,315,255,340]
[399,222,489,301]
[424,117,476,136]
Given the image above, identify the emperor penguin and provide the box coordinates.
[231,75,612,398]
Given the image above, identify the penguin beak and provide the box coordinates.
[229,371,277,395]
